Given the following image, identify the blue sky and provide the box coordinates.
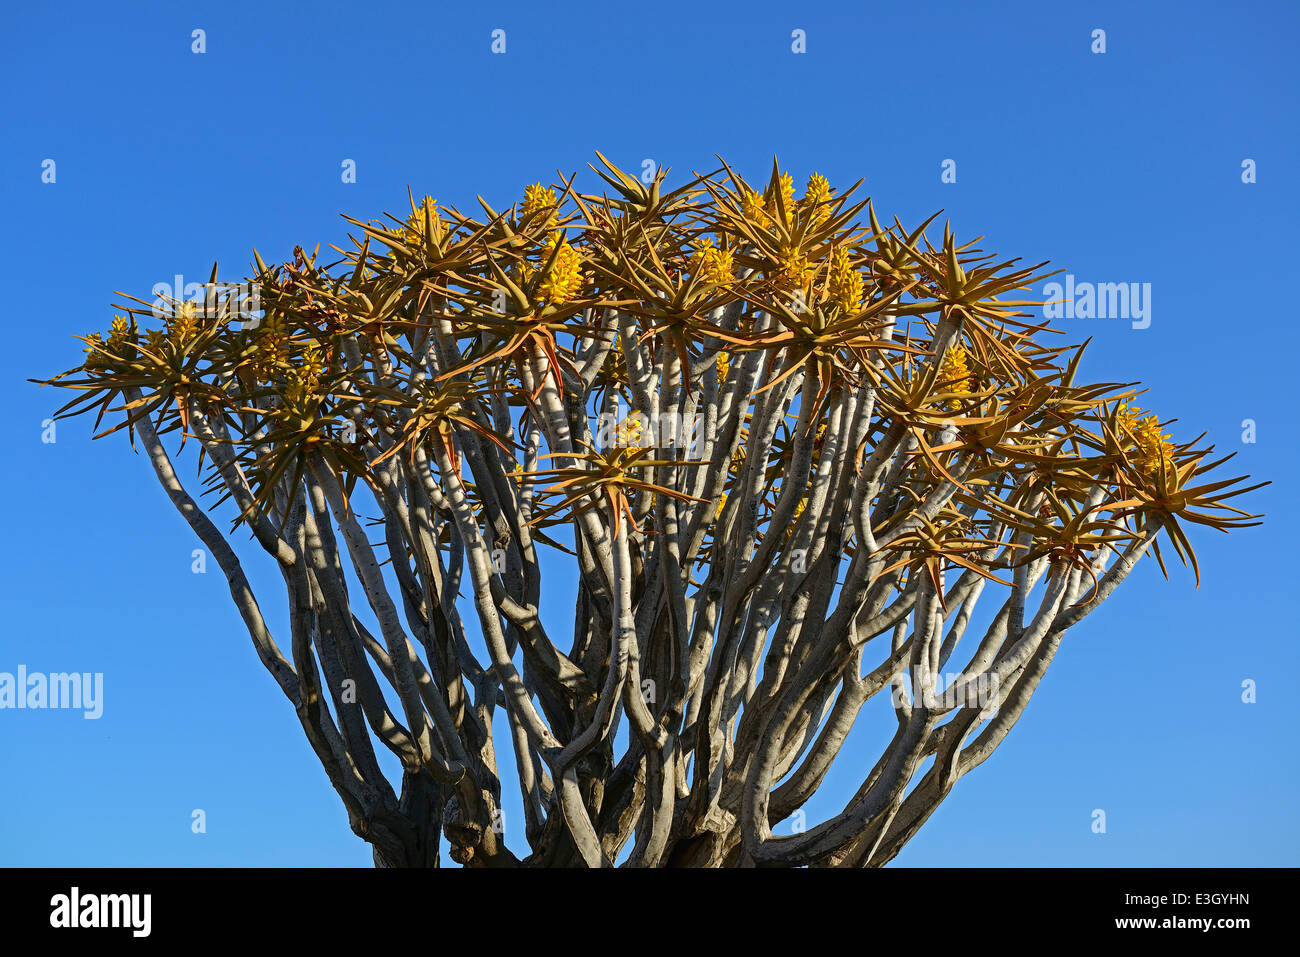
[1,0,1296,866]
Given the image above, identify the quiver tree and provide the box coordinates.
[41,155,1264,867]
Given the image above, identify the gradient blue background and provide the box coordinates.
[1,0,1295,866]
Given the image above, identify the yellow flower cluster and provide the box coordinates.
[802,173,831,225]
[1132,414,1174,478]
[170,300,199,340]
[826,246,862,312]
[616,414,647,448]
[522,183,557,225]
[250,310,289,373]
[715,350,730,384]
[742,172,828,229]
[740,187,770,227]
[405,195,444,242]
[773,242,814,290]
[1116,404,1174,477]
[690,238,734,285]
[282,372,313,408]
[82,332,104,364]
[1115,402,1140,432]
[282,346,326,408]
[534,232,584,304]
[938,346,972,393]
[261,308,286,338]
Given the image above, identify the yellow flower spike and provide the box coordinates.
[261,309,285,338]
[803,173,832,225]
[938,345,972,394]
[740,187,772,228]
[535,232,584,304]
[715,350,730,385]
[779,171,795,203]
[522,183,558,226]
[405,195,444,242]
[109,316,129,339]
[1132,414,1175,478]
[691,238,734,286]
[616,415,647,448]
[170,300,199,339]
[766,172,795,223]
[773,241,815,291]
[826,246,862,312]
[80,332,108,370]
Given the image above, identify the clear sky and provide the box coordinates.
[1,0,1296,866]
